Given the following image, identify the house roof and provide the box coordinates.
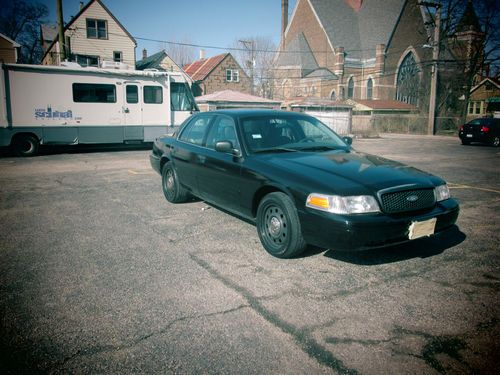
[136,50,169,70]
[288,96,353,108]
[42,0,136,61]
[0,32,20,47]
[347,99,416,111]
[195,90,281,104]
[183,53,228,81]
[306,0,405,61]
[304,68,338,80]
[275,32,318,75]
[470,77,500,94]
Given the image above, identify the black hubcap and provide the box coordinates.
[263,205,288,248]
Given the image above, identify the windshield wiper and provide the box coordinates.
[253,147,299,154]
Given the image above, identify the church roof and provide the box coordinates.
[275,32,318,75]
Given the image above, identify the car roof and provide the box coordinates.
[203,109,310,119]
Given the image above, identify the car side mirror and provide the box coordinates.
[215,141,241,156]
[342,136,353,146]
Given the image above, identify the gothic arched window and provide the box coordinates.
[396,52,420,105]
[347,77,354,99]
[330,91,336,101]
[367,78,373,99]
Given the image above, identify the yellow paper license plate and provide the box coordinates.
[408,218,437,240]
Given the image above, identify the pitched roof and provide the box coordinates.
[295,0,406,61]
[275,32,318,75]
[183,53,228,81]
[195,90,281,104]
[42,0,136,61]
[0,33,20,47]
[136,50,169,70]
[456,0,481,33]
[470,77,500,94]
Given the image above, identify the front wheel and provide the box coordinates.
[256,192,307,258]
[161,162,189,203]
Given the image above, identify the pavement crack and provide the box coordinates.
[189,253,359,375]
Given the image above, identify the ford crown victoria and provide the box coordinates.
[150,110,459,258]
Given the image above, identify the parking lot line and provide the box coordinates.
[448,183,500,194]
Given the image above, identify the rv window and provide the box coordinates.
[144,86,163,104]
[73,83,116,103]
[171,82,198,111]
[126,85,138,104]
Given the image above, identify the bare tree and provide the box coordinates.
[158,37,197,67]
[231,36,277,98]
[0,0,48,63]
[438,0,500,122]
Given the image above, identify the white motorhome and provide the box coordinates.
[0,63,198,156]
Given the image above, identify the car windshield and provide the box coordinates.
[241,115,348,154]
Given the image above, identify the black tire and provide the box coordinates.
[492,136,500,147]
[461,139,470,145]
[161,162,189,203]
[256,192,307,258]
[13,134,39,157]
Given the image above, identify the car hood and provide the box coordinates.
[254,149,443,195]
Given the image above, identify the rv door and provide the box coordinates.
[123,83,143,140]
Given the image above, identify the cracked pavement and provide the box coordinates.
[0,135,499,374]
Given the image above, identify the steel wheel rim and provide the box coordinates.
[166,169,175,192]
[494,137,500,147]
[263,205,288,249]
[21,140,33,154]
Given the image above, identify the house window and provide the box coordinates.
[226,69,239,82]
[113,51,123,63]
[86,19,107,39]
[475,102,481,114]
[75,54,99,67]
[396,52,420,105]
[144,86,163,104]
[347,77,354,99]
[73,83,116,103]
[367,78,373,99]
[468,102,474,114]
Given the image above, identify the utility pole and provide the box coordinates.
[420,2,441,135]
[56,0,66,63]
[239,39,255,95]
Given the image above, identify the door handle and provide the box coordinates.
[123,107,130,113]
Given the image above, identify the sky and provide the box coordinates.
[35,0,297,61]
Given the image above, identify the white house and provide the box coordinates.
[41,0,136,68]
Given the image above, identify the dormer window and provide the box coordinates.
[86,19,107,39]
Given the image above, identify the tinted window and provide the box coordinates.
[73,83,116,103]
[144,86,163,104]
[206,116,239,150]
[178,116,212,146]
[126,85,138,104]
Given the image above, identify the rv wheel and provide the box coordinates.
[13,135,40,157]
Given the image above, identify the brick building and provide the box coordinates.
[183,53,251,96]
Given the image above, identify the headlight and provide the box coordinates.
[306,193,380,214]
[434,184,450,202]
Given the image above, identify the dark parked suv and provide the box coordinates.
[458,117,500,147]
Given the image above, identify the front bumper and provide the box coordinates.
[299,198,460,251]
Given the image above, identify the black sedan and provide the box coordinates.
[150,110,459,258]
[459,117,500,146]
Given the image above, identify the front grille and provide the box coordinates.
[380,188,435,214]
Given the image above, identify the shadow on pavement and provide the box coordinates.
[322,225,466,265]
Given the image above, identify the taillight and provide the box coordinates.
[460,125,464,131]
[481,126,490,132]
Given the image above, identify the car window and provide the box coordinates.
[206,116,240,150]
[468,119,482,126]
[178,115,212,145]
[241,115,346,152]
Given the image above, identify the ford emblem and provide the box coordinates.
[407,195,419,202]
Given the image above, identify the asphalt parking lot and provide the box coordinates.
[0,134,499,374]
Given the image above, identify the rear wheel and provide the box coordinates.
[12,134,39,156]
[461,139,470,145]
[256,192,307,258]
[492,136,499,147]
[162,162,189,203]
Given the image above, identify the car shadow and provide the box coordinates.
[0,143,152,157]
[321,225,466,265]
